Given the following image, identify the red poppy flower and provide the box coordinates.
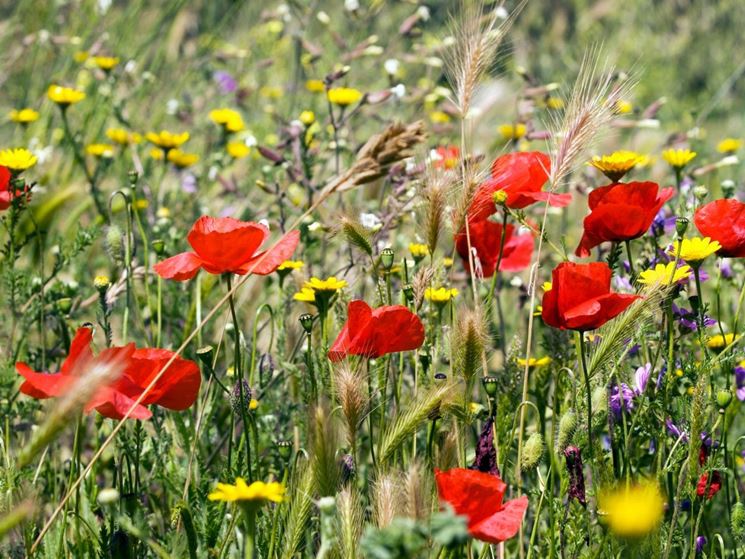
[455,219,533,277]
[328,300,424,361]
[694,198,745,257]
[541,262,639,331]
[154,216,300,281]
[434,146,459,170]
[435,468,528,544]
[16,326,201,420]
[468,152,570,221]
[0,165,30,210]
[575,181,674,257]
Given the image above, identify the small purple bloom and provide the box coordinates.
[181,173,197,194]
[213,70,237,93]
[614,275,633,291]
[634,363,652,396]
[720,258,733,279]
[610,383,634,419]
[695,535,706,555]
[666,418,689,443]
[735,366,745,401]
[650,209,677,237]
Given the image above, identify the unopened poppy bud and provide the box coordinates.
[104,225,124,264]
[56,297,72,314]
[127,170,139,186]
[721,179,735,199]
[380,247,394,270]
[693,186,708,201]
[482,376,498,397]
[732,502,745,543]
[403,283,414,303]
[229,380,252,416]
[557,409,577,452]
[299,313,314,333]
[675,217,689,239]
[276,440,293,460]
[716,389,733,410]
[97,487,120,505]
[521,433,544,471]
[152,239,165,256]
[94,275,111,292]
[492,190,508,206]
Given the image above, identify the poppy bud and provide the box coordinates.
[380,247,394,270]
[56,297,72,314]
[521,433,544,471]
[716,389,733,410]
[564,446,587,507]
[11,177,25,190]
[732,502,745,544]
[151,239,166,256]
[693,186,708,201]
[482,376,498,397]
[127,170,139,186]
[229,380,252,416]
[675,217,689,238]
[557,409,577,453]
[276,439,293,460]
[104,225,125,264]
[721,179,735,198]
[299,313,314,333]
[403,283,414,303]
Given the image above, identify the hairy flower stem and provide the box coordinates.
[60,109,109,223]
[226,274,253,481]
[577,333,594,464]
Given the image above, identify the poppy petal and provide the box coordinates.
[126,348,201,410]
[17,364,75,399]
[187,216,268,273]
[154,252,203,281]
[435,468,506,527]
[237,229,301,275]
[60,326,95,375]
[86,387,152,420]
[694,199,745,258]
[370,305,425,357]
[328,300,374,361]
[563,293,639,331]
[470,495,529,544]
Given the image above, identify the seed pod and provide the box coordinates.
[521,433,544,471]
[557,409,577,453]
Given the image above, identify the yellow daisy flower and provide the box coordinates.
[304,276,348,292]
[424,287,458,304]
[409,243,429,261]
[208,108,245,133]
[91,56,120,71]
[429,111,451,124]
[146,130,190,150]
[293,287,316,303]
[277,260,305,272]
[614,100,633,115]
[327,87,363,107]
[667,237,721,263]
[598,481,664,538]
[48,85,86,106]
[546,97,564,110]
[637,262,692,287]
[86,143,116,159]
[517,356,552,368]
[9,108,40,124]
[589,150,647,182]
[106,128,142,145]
[305,79,325,93]
[717,138,743,154]
[226,142,251,159]
[662,148,697,170]
[208,478,284,504]
[299,110,315,126]
[542,282,552,292]
[167,149,199,169]
[706,333,739,350]
[498,123,527,141]
[0,148,37,172]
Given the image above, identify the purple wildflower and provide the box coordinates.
[736,366,745,401]
[610,383,634,419]
[213,70,237,93]
[695,536,706,555]
[666,418,689,443]
[634,363,652,396]
[720,258,733,279]
[650,209,677,237]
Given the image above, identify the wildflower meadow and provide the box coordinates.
[2,1,745,557]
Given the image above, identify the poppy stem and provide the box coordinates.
[577,333,594,463]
